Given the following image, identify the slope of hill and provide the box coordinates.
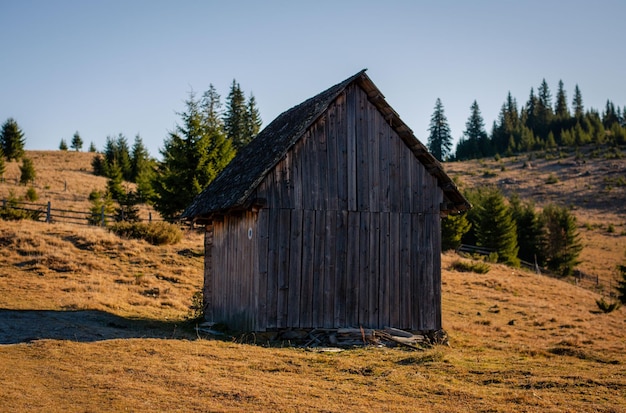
[0,149,625,411]
[444,145,626,293]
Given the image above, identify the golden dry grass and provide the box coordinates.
[0,150,625,412]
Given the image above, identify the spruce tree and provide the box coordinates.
[474,187,520,267]
[555,80,570,120]
[131,135,155,202]
[153,90,235,219]
[572,85,584,119]
[245,93,262,142]
[19,157,36,185]
[541,204,582,276]
[224,79,248,150]
[88,141,97,152]
[509,193,545,265]
[59,139,68,151]
[71,131,83,151]
[456,100,489,160]
[1,118,26,161]
[427,98,453,161]
[441,212,472,251]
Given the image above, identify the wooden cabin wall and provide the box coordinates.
[248,84,444,331]
[205,210,259,331]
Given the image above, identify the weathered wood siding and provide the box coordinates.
[204,211,259,331]
[207,83,443,331]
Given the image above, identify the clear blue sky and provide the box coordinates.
[1,0,625,158]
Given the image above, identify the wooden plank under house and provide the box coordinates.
[182,70,470,332]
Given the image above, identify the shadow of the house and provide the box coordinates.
[0,309,197,344]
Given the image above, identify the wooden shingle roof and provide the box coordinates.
[182,70,470,220]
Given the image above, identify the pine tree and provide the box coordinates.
[245,93,262,142]
[103,134,132,181]
[572,84,584,119]
[509,193,545,265]
[555,80,570,120]
[87,189,114,226]
[456,100,489,160]
[71,131,83,151]
[59,139,68,151]
[153,90,236,219]
[541,204,582,276]
[441,212,472,251]
[535,79,554,140]
[106,161,124,200]
[427,98,453,161]
[224,80,248,150]
[88,142,97,152]
[19,157,36,185]
[0,118,26,161]
[474,188,520,267]
[131,135,155,202]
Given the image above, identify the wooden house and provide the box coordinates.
[182,70,470,332]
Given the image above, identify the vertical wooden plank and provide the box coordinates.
[356,88,370,211]
[346,86,357,211]
[399,213,412,329]
[316,117,330,211]
[323,210,336,328]
[346,211,360,326]
[368,100,380,213]
[287,209,303,327]
[399,139,412,213]
[388,131,400,213]
[256,209,269,330]
[312,210,326,327]
[379,122,390,212]
[277,209,291,328]
[378,212,390,328]
[358,212,370,326]
[334,210,348,327]
[308,125,320,210]
[203,224,214,322]
[335,93,348,211]
[266,209,280,329]
[291,141,303,210]
[389,212,400,327]
[412,212,425,330]
[368,213,380,327]
[300,209,315,327]
[326,103,339,212]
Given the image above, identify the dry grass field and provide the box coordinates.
[0,149,625,412]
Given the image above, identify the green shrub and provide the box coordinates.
[451,260,491,274]
[545,173,559,184]
[25,187,38,202]
[595,297,621,313]
[109,221,183,245]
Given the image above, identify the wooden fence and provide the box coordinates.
[456,244,611,295]
[0,199,158,226]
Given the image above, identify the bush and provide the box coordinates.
[25,187,38,202]
[109,221,183,245]
[451,260,491,274]
[595,297,621,313]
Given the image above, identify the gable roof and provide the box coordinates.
[182,70,470,220]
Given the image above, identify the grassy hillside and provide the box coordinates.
[445,145,626,292]
[0,150,625,412]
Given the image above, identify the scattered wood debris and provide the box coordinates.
[195,325,449,351]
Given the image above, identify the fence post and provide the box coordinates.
[149,212,152,223]
[2,199,5,209]
[46,201,51,223]
[101,206,105,227]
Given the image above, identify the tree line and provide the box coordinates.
[427,79,626,161]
